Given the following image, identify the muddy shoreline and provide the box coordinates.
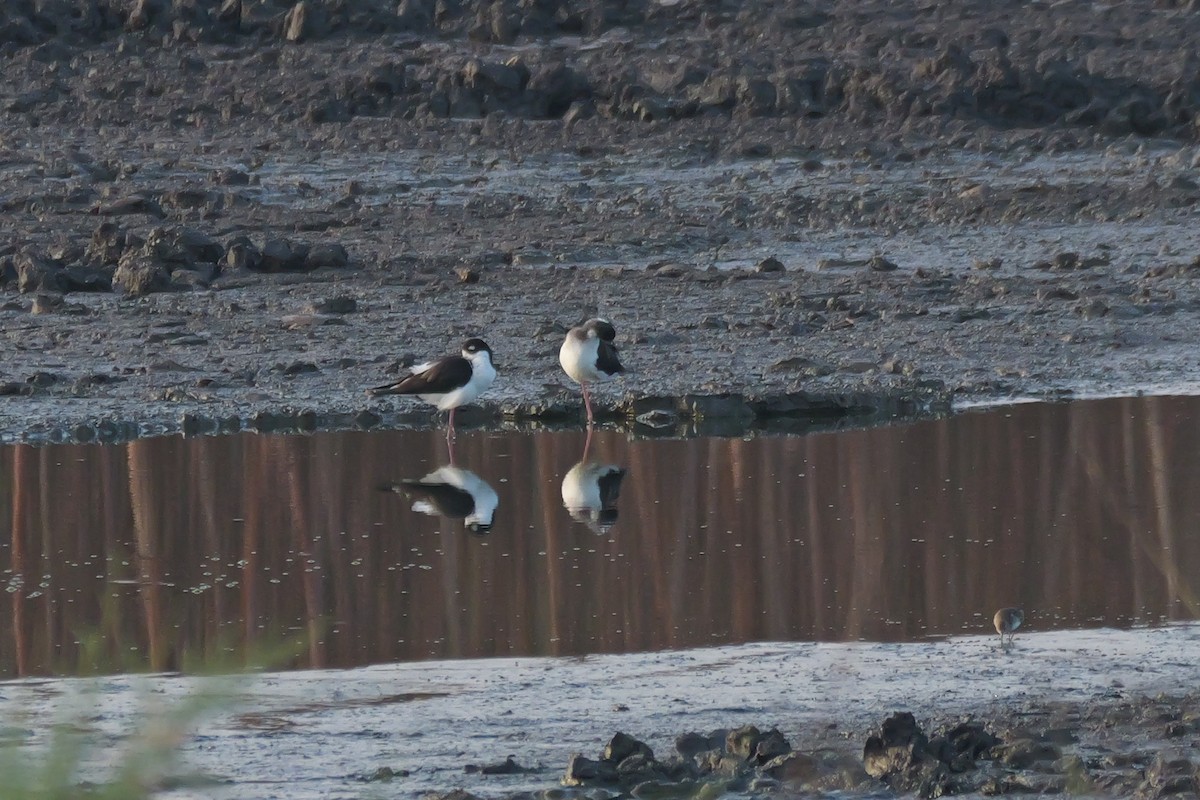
[5,0,1200,442]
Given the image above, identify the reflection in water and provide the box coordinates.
[381,465,498,534]
[561,461,627,534]
[2,395,1200,677]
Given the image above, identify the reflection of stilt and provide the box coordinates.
[127,441,166,672]
[562,429,627,535]
[446,407,457,446]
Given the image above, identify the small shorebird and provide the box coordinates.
[994,607,1024,648]
[381,466,498,534]
[559,318,625,424]
[368,338,496,441]
[561,460,627,534]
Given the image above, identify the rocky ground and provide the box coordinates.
[3,0,1200,442]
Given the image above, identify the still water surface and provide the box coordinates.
[1,396,1198,677]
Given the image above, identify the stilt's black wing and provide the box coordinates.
[395,480,476,519]
[597,467,626,509]
[595,340,625,377]
[369,355,472,396]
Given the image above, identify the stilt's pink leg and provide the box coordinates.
[582,382,594,424]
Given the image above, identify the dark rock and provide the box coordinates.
[683,395,754,420]
[756,257,786,273]
[1137,754,1199,798]
[15,252,65,294]
[146,227,224,268]
[695,750,748,778]
[26,371,58,387]
[725,725,764,760]
[736,76,776,116]
[172,266,216,288]
[629,779,701,799]
[258,238,310,272]
[96,193,164,217]
[675,730,726,760]
[868,255,899,272]
[112,251,171,297]
[769,356,833,376]
[217,0,242,27]
[862,712,953,797]
[0,382,34,397]
[480,756,532,775]
[86,222,140,266]
[463,59,524,93]
[562,98,597,125]
[455,266,480,283]
[527,64,590,118]
[605,732,654,764]
[615,752,667,784]
[990,738,1061,769]
[420,790,484,800]
[564,754,618,786]
[305,242,349,270]
[309,296,357,314]
[283,1,310,41]
[937,722,1000,772]
[225,238,262,272]
[760,752,819,782]
[31,293,64,314]
[396,0,433,30]
[753,729,791,764]
[653,263,689,278]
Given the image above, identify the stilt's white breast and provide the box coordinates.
[560,333,603,385]
[423,350,496,410]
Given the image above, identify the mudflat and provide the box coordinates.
[3,0,1200,441]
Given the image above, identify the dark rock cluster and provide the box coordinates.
[418,707,1200,800]
[0,222,350,298]
[560,727,870,796]
[5,0,1200,136]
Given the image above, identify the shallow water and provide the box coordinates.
[1,395,1198,678]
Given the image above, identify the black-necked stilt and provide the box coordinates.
[561,460,626,534]
[559,319,625,424]
[993,607,1024,648]
[369,338,496,440]
[382,466,498,534]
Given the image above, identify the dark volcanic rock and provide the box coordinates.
[145,227,224,269]
[86,223,141,266]
[112,251,171,297]
[1137,754,1200,798]
[862,712,955,797]
[563,754,618,786]
[675,730,727,760]
[258,238,311,272]
[225,238,262,272]
[304,242,350,270]
[604,732,654,764]
[15,252,65,294]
